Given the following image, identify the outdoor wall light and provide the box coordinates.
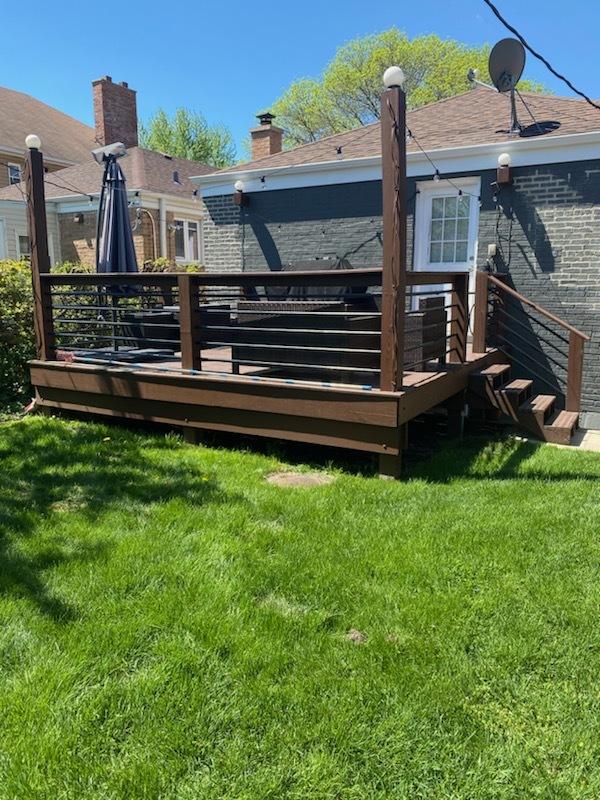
[233,179,248,206]
[497,152,512,185]
[25,133,42,150]
[383,66,405,89]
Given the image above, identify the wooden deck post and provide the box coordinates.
[449,273,469,363]
[566,332,584,413]
[178,273,202,371]
[379,79,407,393]
[472,271,489,354]
[24,138,55,361]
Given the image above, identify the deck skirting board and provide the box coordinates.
[30,350,501,456]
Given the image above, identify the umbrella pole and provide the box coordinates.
[111,294,118,352]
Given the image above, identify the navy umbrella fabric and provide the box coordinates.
[96,156,138,275]
[96,155,137,352]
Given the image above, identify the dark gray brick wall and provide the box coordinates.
[477,161,600,419]
[203,161,600,416]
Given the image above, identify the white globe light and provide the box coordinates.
[498,152,512,167]
[383,66,405,89]
[234,179,245,192]
[25,133,41,150]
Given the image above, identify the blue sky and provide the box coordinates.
[3,0,598,154]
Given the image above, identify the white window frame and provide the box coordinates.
[413,176,481,272]
[174,218,203,263]
[7,163,22,185]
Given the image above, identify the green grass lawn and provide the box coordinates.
[2,416,600,799]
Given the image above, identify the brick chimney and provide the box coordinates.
[92,76,138,148]
[250,112,283,160]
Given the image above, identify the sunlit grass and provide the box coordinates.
[1,416,600,799]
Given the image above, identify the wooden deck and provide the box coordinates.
[30,346,503,467]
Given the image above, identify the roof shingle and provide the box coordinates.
[0,147,215,202]
[210,87,600,177]
[0,86,96,165]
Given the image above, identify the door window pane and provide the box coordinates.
[455,241,468,262]
[429,242,442,263]
[427,194,471,264]
[431,198,444,219]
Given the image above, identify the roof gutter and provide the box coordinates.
[191,129,600,197]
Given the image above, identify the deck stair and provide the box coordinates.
[468,363,579,445]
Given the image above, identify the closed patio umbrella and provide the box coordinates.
[96,155,138,275]
[96,154,138,351]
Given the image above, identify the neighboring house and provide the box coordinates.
[190,87,600,423]
[0,77,213,265]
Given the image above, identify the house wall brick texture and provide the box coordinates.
[202,159,600,416]
[92,76,138,149]
[58,208,154,266]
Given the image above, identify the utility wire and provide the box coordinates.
[482,0,600,111]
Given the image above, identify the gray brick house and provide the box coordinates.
[190,87,600,424]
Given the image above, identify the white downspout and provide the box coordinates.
[158,197,167,258]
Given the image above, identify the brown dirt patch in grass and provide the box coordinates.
[266,471,335,488]
[346,628,367,645]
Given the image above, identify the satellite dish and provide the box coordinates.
[489,38,526,92]
[488,38,526,134]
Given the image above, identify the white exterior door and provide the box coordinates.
[413,177,481,304]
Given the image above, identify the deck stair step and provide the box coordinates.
[495,378,533,417]
[468,363,512,410]
[475,363,511,387]
[543,410,580,445]
[518,393,556,437]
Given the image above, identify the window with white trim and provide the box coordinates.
[8,163,22,185]
[16,232,30,259]
[429,194,471,264]
[174,219,201,263]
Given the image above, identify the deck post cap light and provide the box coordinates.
[383,66,405,89]
[498,152,512,167]
[26,133,41,150]
[234,180,245,192]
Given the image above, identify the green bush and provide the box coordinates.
[0,261,94,408]
[0,260,36,408]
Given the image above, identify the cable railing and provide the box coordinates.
[36,268,472,390]
[472,271,590,412]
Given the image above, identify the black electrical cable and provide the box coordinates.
[482,0,600,111]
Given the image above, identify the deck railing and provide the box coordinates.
[35,268,470,390]
[472,271,590,412]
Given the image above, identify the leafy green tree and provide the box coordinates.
[273,29,544,146]
[140,108,236,168]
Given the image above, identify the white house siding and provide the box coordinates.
[0,200,61,264]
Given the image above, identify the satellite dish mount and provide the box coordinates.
[488,38,526,134]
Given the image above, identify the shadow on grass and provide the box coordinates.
[406,433,600,483]
[0,417,233,621]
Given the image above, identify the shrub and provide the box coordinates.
[0,260,36,407]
